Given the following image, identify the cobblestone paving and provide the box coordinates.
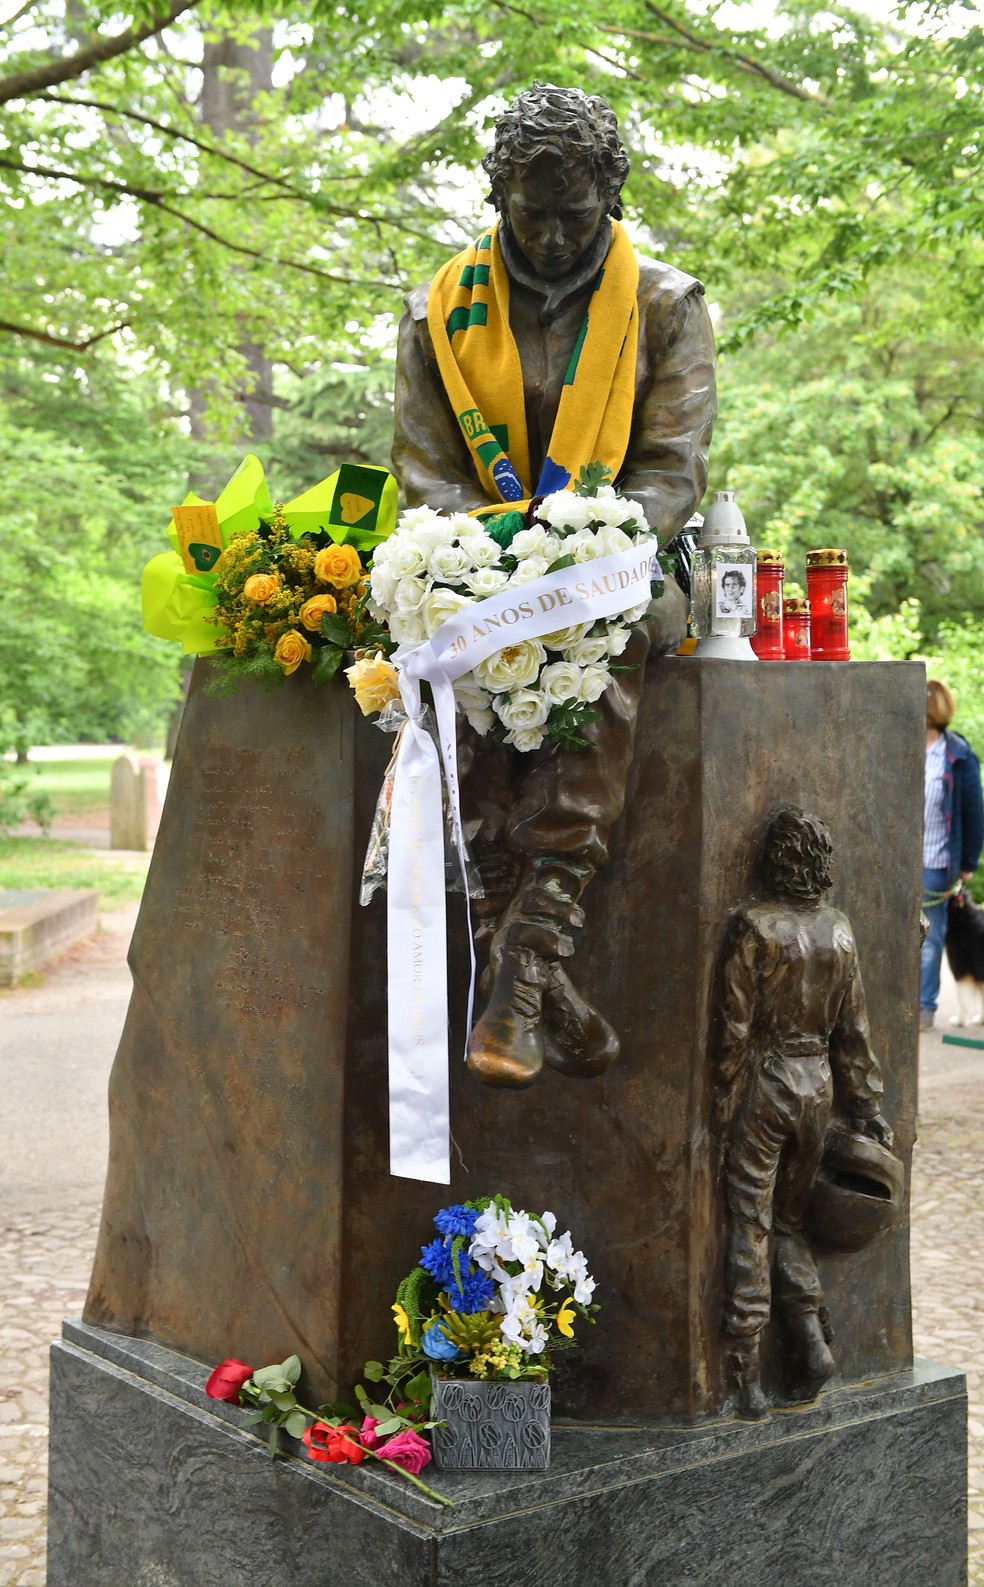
[1,921,982,1582]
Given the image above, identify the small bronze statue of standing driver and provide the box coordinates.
[715,806,895,1418]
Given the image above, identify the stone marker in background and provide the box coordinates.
[109,754,167,852]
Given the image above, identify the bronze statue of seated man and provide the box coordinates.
[392,82,716,1088]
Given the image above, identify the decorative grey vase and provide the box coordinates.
[430,1375,551,1471]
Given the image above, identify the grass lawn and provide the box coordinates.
[18,756,122,819]
[0,836,150,907]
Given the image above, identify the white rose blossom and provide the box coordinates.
[387,607,427,646]
[509,526,564,562]
[428,541,476,582]
[509,555,550,584]
[493,688,550,732]
[606,626,631,657]
[421,586,473,636]
[506,725,546,751]
[465,565,510,598]
[536,491,597,532]
[579,663,613,703]
[541,621,591,649]
[539,660,584,706]
[563,635,610,666]
[474,639,547,694]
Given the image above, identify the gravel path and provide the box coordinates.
[0,910,981,1584]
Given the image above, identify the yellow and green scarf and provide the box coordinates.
[427,219,639,511]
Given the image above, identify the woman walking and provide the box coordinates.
[921,679,984,1029]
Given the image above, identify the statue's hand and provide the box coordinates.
[853,1112,894,1151]
[645,578,688,656]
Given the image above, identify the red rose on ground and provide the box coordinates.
[204,1359,253,1402]
[376,1428,432,1475]
[303,1422,368,1465]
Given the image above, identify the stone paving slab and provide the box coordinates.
[1,918,982,1584]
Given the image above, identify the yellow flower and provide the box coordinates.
[242,572,279,603]
[345,652,401,717]
[314,543,364,589]
[298,593,338,632]
[556,1300,576,1339]
[273,629,313,676]
[392,1302,412,1346]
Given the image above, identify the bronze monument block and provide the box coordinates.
[86,655,922,1422]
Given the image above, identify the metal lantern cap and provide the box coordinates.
[697,489,749,548]
[757,548,783,565]
[783,597,810,615]
[806,548,849,567]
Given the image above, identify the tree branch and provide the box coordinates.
[0,316,128,351]
[0,154,399,290]
[639,1,829,106]
[0,0,202,106]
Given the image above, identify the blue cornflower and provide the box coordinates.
[446,1267,496,1315]
[433,1204,479,1239]
[419,1237,456,1287]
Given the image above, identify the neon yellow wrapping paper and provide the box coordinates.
[141,455,397,654]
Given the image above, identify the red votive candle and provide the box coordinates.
[751,549,784,660]
[783,597,811,660]
[806,548,850,661]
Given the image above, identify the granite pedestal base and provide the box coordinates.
[48,1321,967,1587]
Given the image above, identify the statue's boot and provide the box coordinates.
[784,1310,836,1402]
[469,860,619,1084]
[728,1336,769,1421]
[466,934,550,1088]
[542,962,620,1078]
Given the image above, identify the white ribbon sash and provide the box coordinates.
[386,537,659,1182]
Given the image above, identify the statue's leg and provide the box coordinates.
[722,1066,791,1419]
[456,719,521,971]
[772,1066,836,1401]
[466,627,650,1086]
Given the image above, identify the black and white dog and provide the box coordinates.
[945,884,984,1026]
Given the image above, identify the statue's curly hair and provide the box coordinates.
[483,83,630,218]
[763,806,833,899]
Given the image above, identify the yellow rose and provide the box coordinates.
[314,543,364,589]
[345,652,401,716]
[273,629,313,676]
[298,593,338,632]
[242,572,279,603]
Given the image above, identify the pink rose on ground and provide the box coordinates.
[376,1428,432,1474]
[360,1415,383,1450]
[204,1359,253,1402]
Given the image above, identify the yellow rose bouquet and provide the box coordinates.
[142,456,399,691]
[207,507,394,691]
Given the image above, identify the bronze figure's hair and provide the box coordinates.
[926,678,956,729]
[483,83,631,218]
[763,806,833,898]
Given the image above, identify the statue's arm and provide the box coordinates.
[716,917,760,1122]
[830,958,893,1146]
[619,285,717,546]
[391,300,494,514]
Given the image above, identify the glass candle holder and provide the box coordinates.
[750,549,784,660]
[806,549,850,660]
[783,597,811,660]
[689,491,757,660]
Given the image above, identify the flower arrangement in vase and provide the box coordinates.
[393,1195,598,1471]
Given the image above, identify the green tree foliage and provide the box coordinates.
[1,0,981,743]
[2,0,980,422]
[710,286,984,641]
[0,352,186,749]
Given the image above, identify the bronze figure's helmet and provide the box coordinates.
[805,1124,905,1252]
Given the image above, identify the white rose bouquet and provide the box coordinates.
[365,467,661,751]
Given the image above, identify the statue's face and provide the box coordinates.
[502,154,608,281]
